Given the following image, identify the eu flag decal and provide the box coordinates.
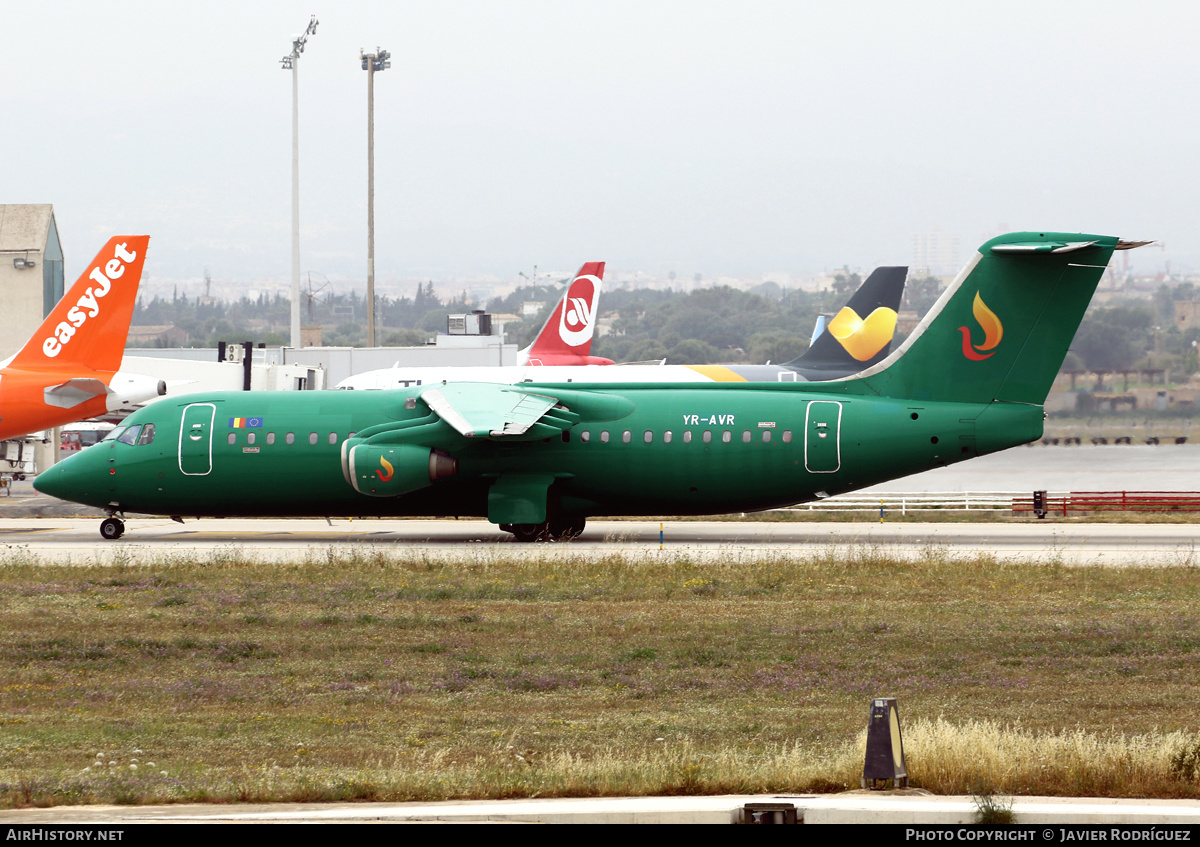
[229,417,264,428]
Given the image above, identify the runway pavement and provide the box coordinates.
[0,515,1197,565]
[4,791,1200,824]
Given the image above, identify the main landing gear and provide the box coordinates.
[502,517,587,543]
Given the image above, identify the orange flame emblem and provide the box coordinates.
[376,456,394,482]
[958,292,1003,361]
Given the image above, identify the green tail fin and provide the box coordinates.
[845,231,1139,406]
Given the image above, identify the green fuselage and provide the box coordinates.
[35,383,1043,521]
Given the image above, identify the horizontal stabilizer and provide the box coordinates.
[44,378,108,409]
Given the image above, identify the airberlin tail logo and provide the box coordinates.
[376,456,394,482]
[557,274,602,348]
[958,292,1003,361]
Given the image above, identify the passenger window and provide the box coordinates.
[308,432,318,445]
[285,432,295,445]
[762,430,772,443]
[328,433,338,445]
[561,431,570,443]
[643,430,653,443]
[783,430,793,443]
[247,432,256,445]
[227,432,236,445]
[600,431,610,443]
[702,431,712,443]
[683,431,692,443]
[136,424,156,446]
[117,425,142,446]
[663,431,673,443]
[581,431,590,443]
[722,431,732,443]
[266,432,276,445]
[742,430,751,443]
[622,431,632,443]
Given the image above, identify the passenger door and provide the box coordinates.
[179,403,216,475]
[804,400,842,473]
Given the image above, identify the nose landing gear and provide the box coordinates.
[100,516,125,540]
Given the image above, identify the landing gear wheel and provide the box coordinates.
[548,517,586,540]
[509,522,548,543]
[100,518,125,540]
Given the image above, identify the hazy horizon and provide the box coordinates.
[2,1,1193,287]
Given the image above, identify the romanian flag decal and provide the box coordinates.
[229,417,264,428]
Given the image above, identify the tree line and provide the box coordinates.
[132,276,1198,379]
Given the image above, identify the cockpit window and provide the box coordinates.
[116,425,142,445]
[137,424,156,446]
[102,426,128,443]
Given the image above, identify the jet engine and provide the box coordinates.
[345,443,458,497]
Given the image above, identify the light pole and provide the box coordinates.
[281,15,319,349]
[361,48,390,348]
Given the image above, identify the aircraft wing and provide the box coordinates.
[420,383,580,438]
[346,383,634,451]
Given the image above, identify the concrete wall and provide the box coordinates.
[126,339,519,388]
[0,205,55,360]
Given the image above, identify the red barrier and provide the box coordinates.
[1012,491,1200,515]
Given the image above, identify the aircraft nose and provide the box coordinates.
[33,453,106,506]
[33,462,68,499]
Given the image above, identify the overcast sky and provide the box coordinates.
[2,1,1196,289]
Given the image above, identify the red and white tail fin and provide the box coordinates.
[523,261,613,366]
[8,236,149,374]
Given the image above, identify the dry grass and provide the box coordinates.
[3,544,1200,806]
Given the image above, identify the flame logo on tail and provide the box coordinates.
[376,456,394,482]
[959,292,1003,361]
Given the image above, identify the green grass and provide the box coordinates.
[4,545,1200,806]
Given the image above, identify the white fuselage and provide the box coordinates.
[336,364,731,390]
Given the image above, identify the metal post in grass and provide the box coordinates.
[862,697,908,789]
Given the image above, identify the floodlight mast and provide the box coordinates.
[281,15,319,349]
[361,48,390,348]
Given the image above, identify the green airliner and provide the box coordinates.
[35,231,1147,541]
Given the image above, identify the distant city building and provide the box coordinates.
[126,325,191,347]
[912,228,961,276]
[1173,300,1200,332]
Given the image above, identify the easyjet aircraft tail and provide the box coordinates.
[785,266,907,380]
[8,235,150,374]
[521,261,613,366]
[0,235,164,442]
[845,232,1150,406]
